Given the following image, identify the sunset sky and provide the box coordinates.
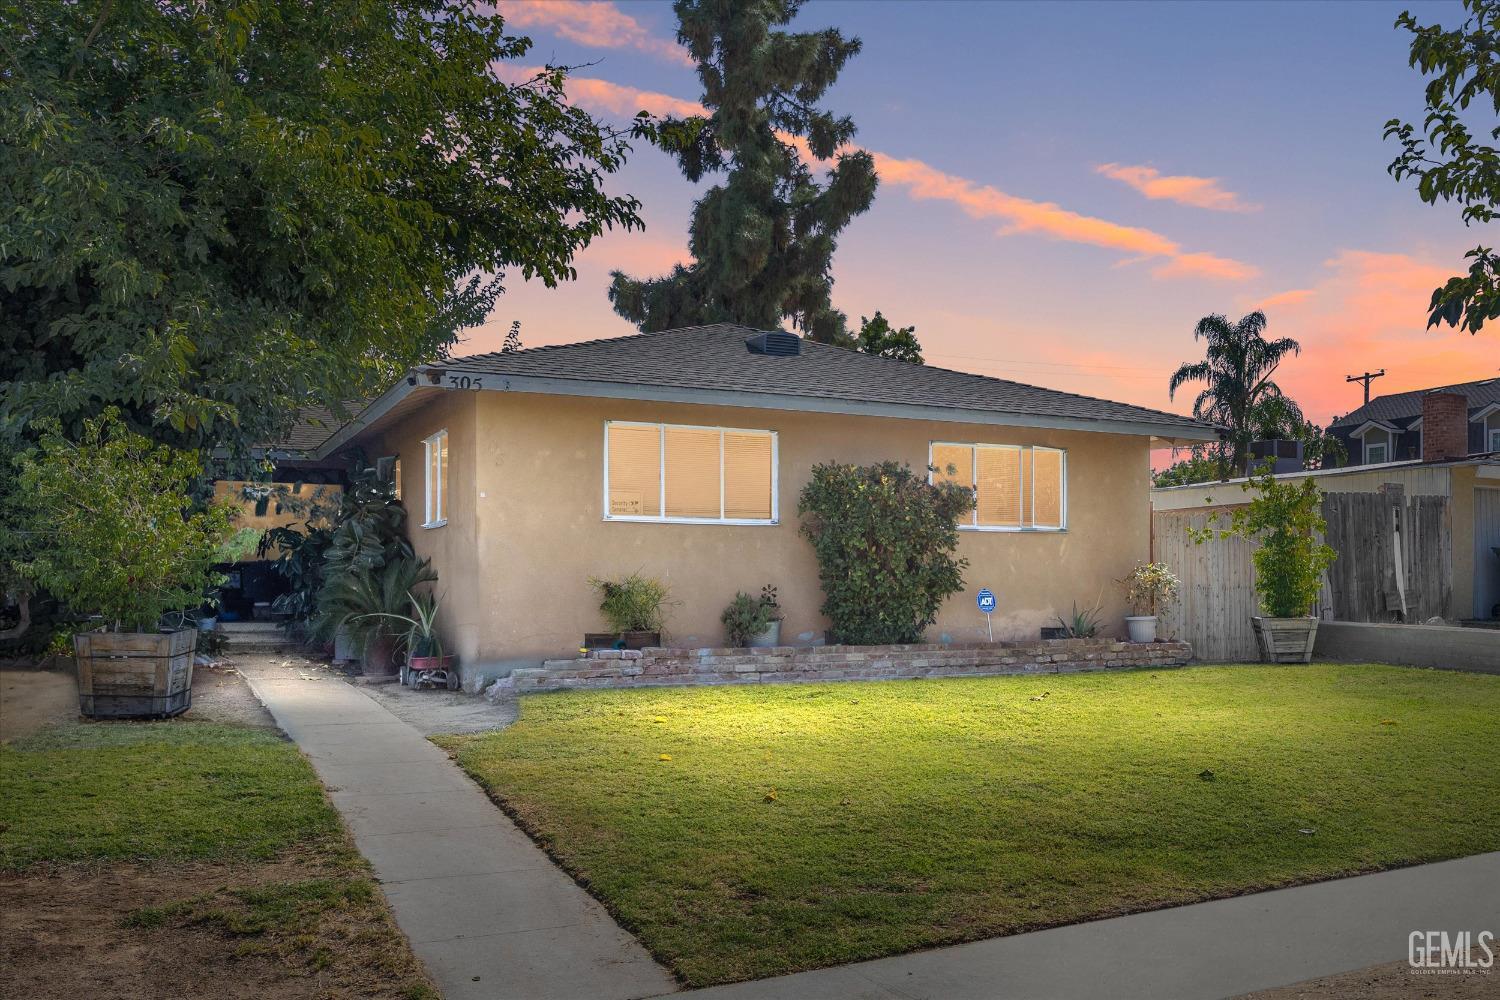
[470,0,1498,433]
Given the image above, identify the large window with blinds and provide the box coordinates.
[605,421,777,524]
[930,441,1066,531]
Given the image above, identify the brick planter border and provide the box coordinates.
[502,637,1192,695]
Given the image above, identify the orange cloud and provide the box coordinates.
[1258,288,1315,309]
[1151,251,1260,282]
[521,72,1259,283]
[1262,250,1499,422]
[1096,163,1260,213]
[497,1,694,67]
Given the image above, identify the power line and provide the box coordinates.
[1345,369,1385,405]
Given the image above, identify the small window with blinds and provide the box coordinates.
[930,441,1067,531]
[605,421,777,524]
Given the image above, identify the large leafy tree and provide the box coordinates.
[608,0,878,344]
[1385,0,1500,333]
[1168,311,1302,478]
[1,0,645,458]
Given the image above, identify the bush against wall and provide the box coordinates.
[798,461,975,645]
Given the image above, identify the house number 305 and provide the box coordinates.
[447,375,484,390]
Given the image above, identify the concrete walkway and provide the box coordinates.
[239,662,676,1000]
[674,851,1500,1000]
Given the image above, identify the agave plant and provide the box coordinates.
[317,556,437,653]
[353,589,445,662]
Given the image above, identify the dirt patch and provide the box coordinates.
[1236,960,1497,998]
[0,852,434,1000]
[0,669,78,742]
[0,661,273,743]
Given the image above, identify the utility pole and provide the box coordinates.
[1346,369,1385,405]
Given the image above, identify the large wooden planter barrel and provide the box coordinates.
[74,628,197,719]
[1251,617,1318,664]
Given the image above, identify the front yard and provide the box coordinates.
[436,663,1500,987]
[0,715,434,1000]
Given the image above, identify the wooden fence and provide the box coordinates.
[1152,487,1452,662]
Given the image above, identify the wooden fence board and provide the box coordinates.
[1151,490,1451,662]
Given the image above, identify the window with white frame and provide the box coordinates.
[1364,432,1388,465]
[929,441,1066,530]
[605,421,776,523]
[1490,426,1500,453]
[423,430,448,527]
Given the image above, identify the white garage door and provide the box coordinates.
[1477,487,1500,619]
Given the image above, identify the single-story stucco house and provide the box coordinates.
[290,324,1217,682]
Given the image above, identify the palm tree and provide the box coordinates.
[1169,311,1301,478]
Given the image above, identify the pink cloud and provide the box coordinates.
[1257,288,1315,309]
[1096,163,1260,213]
[497,1,694,67]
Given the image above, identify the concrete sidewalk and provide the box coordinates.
[673,851,1500,1000]
[239,662,676,1000]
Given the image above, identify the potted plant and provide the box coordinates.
[1192,469,1336,663]
[722,585,784,648]
[586,573,670,649]
[1120,563,1180,643]
[355,589,457,689]
[320,556,437,678]
[10,411,234,718]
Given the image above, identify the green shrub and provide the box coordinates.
[798,461,975,645]
[721,586,781,646]
[10,410,234,632]
[589,573,671,633]
[1192,469,1336,617]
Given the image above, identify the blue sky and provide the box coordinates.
[478,0,1496,425]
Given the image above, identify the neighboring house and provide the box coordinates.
[1329,377,1500,467]
[1154,386,1500,658]
[288,324,1217,681]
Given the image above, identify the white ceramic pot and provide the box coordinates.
[1124,615,1158,643]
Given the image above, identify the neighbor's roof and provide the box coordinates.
[1329,377,1500,429]
[316,324,1219,457]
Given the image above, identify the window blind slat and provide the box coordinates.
[607,425,662,517]
[724,432,773,519]
[664,427,722,519]
[976,447,1022,527]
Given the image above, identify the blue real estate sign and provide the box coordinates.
[976,588,996,614]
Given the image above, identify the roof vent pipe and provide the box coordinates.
[744,331,802,357]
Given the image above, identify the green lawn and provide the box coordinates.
[436,663,1500,987]
[0,723,343,868]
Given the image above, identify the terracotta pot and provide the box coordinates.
[362,634,399,677]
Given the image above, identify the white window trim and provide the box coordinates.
[603,420,778,525]
[422,429,447,528]
[929,441,1068,532]
[1489,426,1500,453]
[1364,434,1389,465]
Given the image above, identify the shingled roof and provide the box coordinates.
[1329,376,1500,429]
[433,324,1214,433]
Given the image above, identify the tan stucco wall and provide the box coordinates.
[380,391,484,663]
[378,389,1154,674]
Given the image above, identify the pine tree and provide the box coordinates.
[608,0,878,344]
